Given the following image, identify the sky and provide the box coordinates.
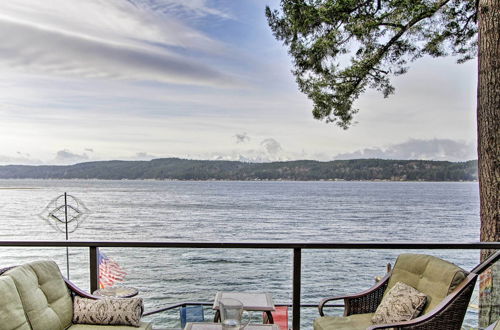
[0,0,479,165]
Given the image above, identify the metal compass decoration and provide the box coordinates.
[39,193,89,234]
[39,193,90,279]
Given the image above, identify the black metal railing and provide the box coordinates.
[1,240,499,329]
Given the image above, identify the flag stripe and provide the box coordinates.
[98,251,126,288]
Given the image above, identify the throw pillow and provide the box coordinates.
[371,282,427,325]
[73,296,143,327]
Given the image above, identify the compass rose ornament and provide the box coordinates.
[39,193,89,234]
[39,193,90,278]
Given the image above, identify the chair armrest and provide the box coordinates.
[64,278,102,300]
[319,273,390,317]
[318,296,345,316]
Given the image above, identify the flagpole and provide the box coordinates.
[64,192,70,279]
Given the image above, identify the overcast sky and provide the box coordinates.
[0,0,478,165]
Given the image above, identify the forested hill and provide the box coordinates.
[0,158,478,181]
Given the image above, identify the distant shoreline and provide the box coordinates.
[0,158,478,182]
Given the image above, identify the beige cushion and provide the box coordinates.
[73,296,143,327]
[314,313,374,330]
[4,260,73,330]
[68,321,153,330]
[0,276,31,330]
[386,254,467,314]
[372,282,427,325]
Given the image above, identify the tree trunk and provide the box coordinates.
[477,0,500,327]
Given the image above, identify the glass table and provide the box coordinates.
[93,286,139,298]
[213,292,275,324]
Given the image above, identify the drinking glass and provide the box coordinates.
[219,298,250,330]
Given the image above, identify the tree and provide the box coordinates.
[266,0,499,326]
[477,0,500,325]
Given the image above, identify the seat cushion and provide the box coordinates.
[386,254,467,314]
[4,260,73,330]
[0,276,31,330]
[314,313,374,330]
[68,321,153,330]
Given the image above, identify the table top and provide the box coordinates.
[213,292,275,311]
[93,286,139,298]
[185,323,279,330]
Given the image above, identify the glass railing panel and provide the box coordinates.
[101,247,292,328]
[0,246,90,290]
[466,254,499,330]
[0,243,497,329]
[302,248,489,330]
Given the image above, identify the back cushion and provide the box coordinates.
[4,260,73,330]
[0,276,31,330]
[386,254,467,314]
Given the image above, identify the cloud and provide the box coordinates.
[54,150,89,164]
[205,148,330,163]
[0,0,236,87]
[133,152,156,160]
[334,139,476,162]
[209,151,281,163]
[210,138,290,162]
[260,138,283,155]
[130,0,232,20]
[85,148,94,153]
[0,154,42,165]
[234,132,250,144]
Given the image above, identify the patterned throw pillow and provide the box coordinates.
[371,282,427,325]
[73,296,143,327]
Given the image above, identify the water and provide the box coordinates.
[0,180,482,328]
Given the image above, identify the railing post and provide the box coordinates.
[293,248,301,330]
[89,246,99,293]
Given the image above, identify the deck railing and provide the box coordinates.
[1,240,499,329]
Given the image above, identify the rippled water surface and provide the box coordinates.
[0,180,481,328]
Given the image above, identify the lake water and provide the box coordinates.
[0,180,483,328]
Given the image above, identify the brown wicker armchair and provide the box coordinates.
[315,251,500,330]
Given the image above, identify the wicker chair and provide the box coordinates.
[315,251,500,330]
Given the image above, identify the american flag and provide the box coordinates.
[98,251,127,288]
